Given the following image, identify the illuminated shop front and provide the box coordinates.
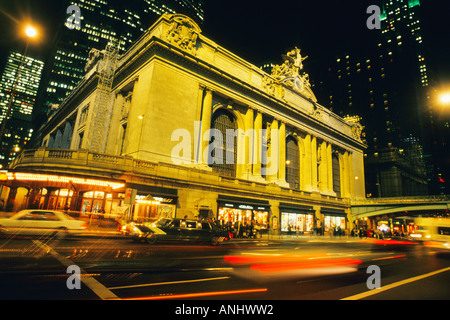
[321,208,347,233]
[47,189,73,211]
[217,195,270,230]
[280,203,315,234]
[125,183,178,223]
[0,172,125,214]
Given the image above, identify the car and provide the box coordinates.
[0,210,88,239]
[122,218,230,245]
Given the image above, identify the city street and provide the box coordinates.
[1,232,449,302]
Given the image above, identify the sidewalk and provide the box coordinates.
[257,233,376,242]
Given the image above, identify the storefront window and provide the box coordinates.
[32,188,47,209]
[281,212,314,232]
[218,206,269,229]
[132,194,176,222]
[47,188,73,211]
[324,215,345,231]
[82,190,105,213]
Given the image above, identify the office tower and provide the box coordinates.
[312,0,432,197]
[0,51,44,168]
[143,0,205,23]
[381,0,448,194]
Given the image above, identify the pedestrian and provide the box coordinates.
[98,207,105,226]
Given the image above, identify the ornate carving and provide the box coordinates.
[310,104,324,122]
[344,116,364,142]
[269,47,317,102]
[85,48,102,72]
[166,16,200,53]
[351,122,363,142]
[262,75,285,101]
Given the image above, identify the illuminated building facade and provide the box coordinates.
[3,15,366,235]
[0,51,44,168]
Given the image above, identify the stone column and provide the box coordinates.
[54,129,63,149]
[348,152,354,196]
[60,121,73,149]
[278,122,286,181]
[194,86,204,164]
[241,107,254,180]
[303,134,312,191]
[342,151,350,198]
[327,143,336,196]
[277,121,288,187]
[200,88,213,165]
[311,136,318,192]
[266,119,279,182]
[253,111,263,179]
[318,141,327,193]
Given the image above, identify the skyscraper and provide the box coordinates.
[0,51,44,168]
[312,0,431,197]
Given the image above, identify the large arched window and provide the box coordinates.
[286,136,300,189]
[332,153,341,197]
[210,109,237,177]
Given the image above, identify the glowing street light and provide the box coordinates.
[440,93,450,105]
[25,25,38,38]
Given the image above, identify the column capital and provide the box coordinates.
[199,84,213,93]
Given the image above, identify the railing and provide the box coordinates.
[351,194,450,205]
[9,148,348,204]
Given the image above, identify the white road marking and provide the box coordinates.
[108,276,230,290]
[341,266,450,300]
[32,240,119,300]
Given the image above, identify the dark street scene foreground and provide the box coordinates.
[1,220,449,301]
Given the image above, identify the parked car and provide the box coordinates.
[122,218,230,245]
[0,210,88,238]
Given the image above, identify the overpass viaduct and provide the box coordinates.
[351,195,450,220]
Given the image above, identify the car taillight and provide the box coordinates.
[80,224,88,229]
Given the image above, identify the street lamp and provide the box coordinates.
[440,93,450,105]
[0,23,39,154]
[25,25,38,38]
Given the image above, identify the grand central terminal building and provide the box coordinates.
[0,14,366,235]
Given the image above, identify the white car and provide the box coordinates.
[0,210,88,238]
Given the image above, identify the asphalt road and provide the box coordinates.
[1,233,449,306]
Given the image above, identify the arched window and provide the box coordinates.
[286,136,300,189]
[210,109,237,177]
[332,153,341,197]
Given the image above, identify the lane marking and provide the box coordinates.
[371,255,406,261]
[108,276,230,290]
[32,240,119,300]
[123,288,268,300]
[341,266,450,300]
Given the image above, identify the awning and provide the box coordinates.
[280,202,315,214]
[126,183,178,204]
[217,195,270,211]
[321,208,347,216]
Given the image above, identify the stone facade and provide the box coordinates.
[2,14,366,235]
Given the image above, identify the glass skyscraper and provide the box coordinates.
[312,0,432,197]
[0,51,44,168]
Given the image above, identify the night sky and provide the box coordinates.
[0,0,449,89]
